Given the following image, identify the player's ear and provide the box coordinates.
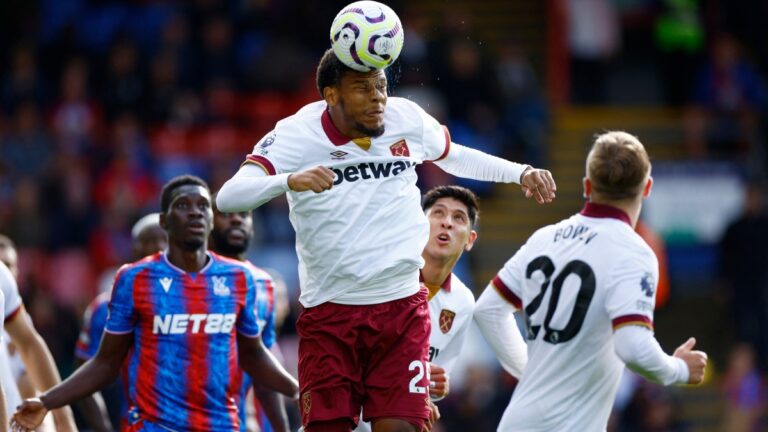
[159,212,168,231]
[464,230,478,252]
[583,177,592,200]
[323,86,339,106]
[643,176,653,198]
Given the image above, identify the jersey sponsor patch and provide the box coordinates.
[389,139,410,157]
[152,313,237,334]
[438,309,456,333]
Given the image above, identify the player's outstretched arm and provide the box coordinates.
[238,334,299,399]
[73,357,115,432]
[217,164,293,212]
[11,332,132,432]
[5,306,77,432]
[613,326,708,386]
[473,286,528,378]
[433,143,556,204]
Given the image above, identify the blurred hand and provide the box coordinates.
[428,364,449,399]
[673,337,708,384]
[11,398,48,432]
[520,167,556,204]
[287,167,336,193]
[423,399,440,431]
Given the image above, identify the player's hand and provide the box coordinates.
[287,166,336,193]
[673,337,708,385]
[428,363,449,399]
[423,399,440,431]
[520,167,556,204]
[11,398,48,432]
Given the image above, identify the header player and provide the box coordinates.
[217,45,555,432]
[12,175,298,432]
[208,196,289,432]
[482,131,708,431]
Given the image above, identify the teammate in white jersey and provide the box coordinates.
[480,131,708,431]
[0,240,76,432]
[217,47,555,432]
[0,287,7,432]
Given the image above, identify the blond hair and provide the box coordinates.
[586,131,650,201]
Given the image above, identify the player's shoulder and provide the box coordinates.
[242,260,273,282]
[446,273,476,309]
[115,252,164,280]
[209,252,251,273]
[385,97,426,119]
[275,100,325,132]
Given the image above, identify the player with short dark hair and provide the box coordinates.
[12,175,298,432]
[479,131,708,431]
[217,45,555,432]
[73,212,168,431]
[209,196,289,432]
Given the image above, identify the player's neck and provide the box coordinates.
[167,246,209,272]
[589,198,642,228]
[421,255,457,288]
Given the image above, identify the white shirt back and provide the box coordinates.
[246,98,450,307]
[493,204,658,431]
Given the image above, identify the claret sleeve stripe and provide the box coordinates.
[243,155,277,176]
[612,314,654,331]
[492,275,522,309]
[434,125,451,161]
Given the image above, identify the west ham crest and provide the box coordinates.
[439,309,456,334]
[389,139,410,157]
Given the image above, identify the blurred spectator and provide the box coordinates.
[101,37,146,121]
[683,34,767,160]
[0,100,54,184]
[718,181,768,368]
[50,57,101,155]
[721,343,766,432]
[653,0,705,106]
[2,43,47,112]
[495,42,548,166]
[566,0,621,104]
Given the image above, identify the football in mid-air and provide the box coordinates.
[329,1,404,72]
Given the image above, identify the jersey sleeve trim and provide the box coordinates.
[433,125,451,162]
[4,304,22,324]
[242,155,277,176]
[492,276,522,309]
[237,328,262,338]
[612,314,654,331]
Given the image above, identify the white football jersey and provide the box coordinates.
[426,273,475,375]
[493,203,658,432]
[0,261,23,415]
[245,98,450,307]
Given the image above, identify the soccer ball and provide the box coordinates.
[329,1,404,72]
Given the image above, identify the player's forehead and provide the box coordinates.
[169,185,211,205]
[430,197,470,215]
[341,69,387,85]
[0,245,17,266]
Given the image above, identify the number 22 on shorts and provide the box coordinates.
[408,360,428,394]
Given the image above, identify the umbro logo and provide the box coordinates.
[160,277,172,293]
[213,276,231,296]
[330,150,348,159]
